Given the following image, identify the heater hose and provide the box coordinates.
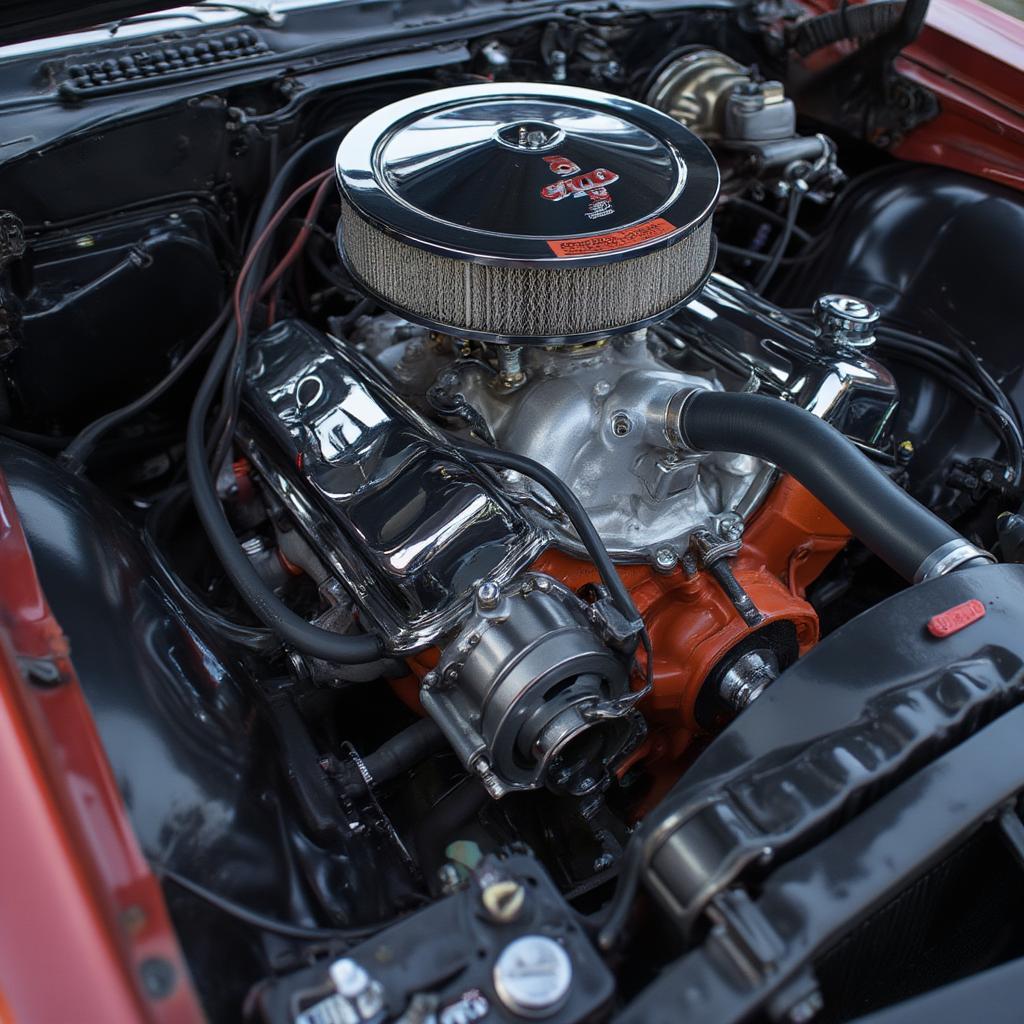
[676,391,992,583]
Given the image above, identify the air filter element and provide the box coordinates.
[336,83,720,344]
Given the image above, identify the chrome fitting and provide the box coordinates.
[813,294,880,352]
[914,539,995,584]
[664,386,706,450]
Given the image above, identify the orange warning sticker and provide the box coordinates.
[546,218,676,258]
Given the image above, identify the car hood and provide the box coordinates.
[0,1,197,45]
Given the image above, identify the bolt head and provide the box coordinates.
[139,957,176,1000]
[654,547,677,572]
[330,958,369,998]
[476,581,501,610]
[611,412,633,437]
[498,371,526,390]
[437,863,463,893]
[717,514,745,541]
[357,982,385,1019]
[788,991,824,1023]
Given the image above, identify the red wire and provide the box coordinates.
[258,172,335,301]
[233,167,333,338]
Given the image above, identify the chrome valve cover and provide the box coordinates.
[240,320,545,652]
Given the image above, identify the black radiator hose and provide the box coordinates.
[677,391,991,583]
[363,719,447,787]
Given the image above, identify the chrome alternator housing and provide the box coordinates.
[420,574,644,799]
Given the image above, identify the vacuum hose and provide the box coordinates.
[676,391,992,583]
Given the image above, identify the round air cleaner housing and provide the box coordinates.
[336,83,720,344]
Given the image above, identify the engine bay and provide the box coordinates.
[1,3,1023,1021]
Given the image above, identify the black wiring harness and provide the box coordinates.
[717,170,1023,490]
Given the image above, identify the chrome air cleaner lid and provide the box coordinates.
[336,83,720,344]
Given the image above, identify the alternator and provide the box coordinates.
[420,574,644,799]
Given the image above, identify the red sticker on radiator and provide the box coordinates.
[546,217,676,258]
[927,598,986,638]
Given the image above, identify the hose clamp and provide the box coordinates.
[664,386,706,451]
[914,539,995,584]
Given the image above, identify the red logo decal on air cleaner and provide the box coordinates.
[546,217,677,257]
[540,167,620,201]
[583,186,614,220]
[540,155,618,221]
[543,155,581,176]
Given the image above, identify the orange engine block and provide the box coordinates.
[536,474,849,803]
[397,474,849,807]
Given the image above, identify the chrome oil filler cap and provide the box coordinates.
[813,293,881,351]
